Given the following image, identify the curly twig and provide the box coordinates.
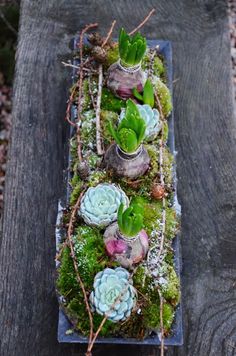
[128,8,155,36]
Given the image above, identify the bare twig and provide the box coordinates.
[65,85,77,127]
[128,8,155,36]
[95,64,104,155]
[101,20,116,48]
[154,91,164,121]
[66,189,94,346]
[88,75,96,110]
[158,289,165,356]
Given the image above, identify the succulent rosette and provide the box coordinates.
[137,104,161,140]
[80,183,129,227]
[90,267,137,322]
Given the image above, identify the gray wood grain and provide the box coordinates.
[0,0,235,355]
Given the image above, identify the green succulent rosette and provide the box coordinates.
[80,183,129,227]
[90,267,137,322]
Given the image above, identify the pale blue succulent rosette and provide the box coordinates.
[79,183,129,227]
[119,104,161,141]
[90,267,137,322]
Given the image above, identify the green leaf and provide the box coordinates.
[119,38,129,61]
[108,120,121,146]
[122,207,133,235]
[118,99,147,147]
[117,203,124,231]
[130,214,143,236]
[135,40,146,63]
[118,128,138,153]
[143,79,154,108]
[125,42,137,66]
[132,87,144,102]
[131,32,143,44]
[119,28,130,61]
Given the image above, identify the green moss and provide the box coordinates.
[87,170,108,187]
[160,264,180,305]
[57,247,79,296]
[73,225,113,287]
[153,56,165,77]
[70,179,84,205]
[82,79,92,111]
[143,302,174,332]
[133,265,159,302]
[101,88,125,113]
[162,121,169,143]
[106,45,119,66]
[155,79,173,118]
[87,152,101,170]
[142,51,165,79]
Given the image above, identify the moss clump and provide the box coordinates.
[133,265,159,301]
[56,225,120,336]
[153,56,165,77]
[143,303,174,332]
[155,79,172,117]
[160,264,180,305]
[142,51,165,79]
[101,88,125,113]
[132,195,178,240]
[82,79,92,111]
[57,246,79,296]
[73,225,115,286]
[87,170,108,187]
[70,176,83,205]
[106,44,119,66]
[162,121,169,143]
[163,147,174,188]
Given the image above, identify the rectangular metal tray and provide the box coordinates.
[56,39,183,345]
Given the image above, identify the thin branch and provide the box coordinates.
[158,289,165,356]
[88,74,96,110]
[66,189,94,346]
[101,20,116,47]
[128,8,155,36]
[95,64,104,155]
[65,85,77,127]
[154,91,164,121]
[62,62,98,74]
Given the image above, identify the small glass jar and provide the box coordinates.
[106,59,146,99]
[104,222,149,269]
[104,143,150,179]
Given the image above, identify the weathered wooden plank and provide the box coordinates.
[0,0,235,355]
